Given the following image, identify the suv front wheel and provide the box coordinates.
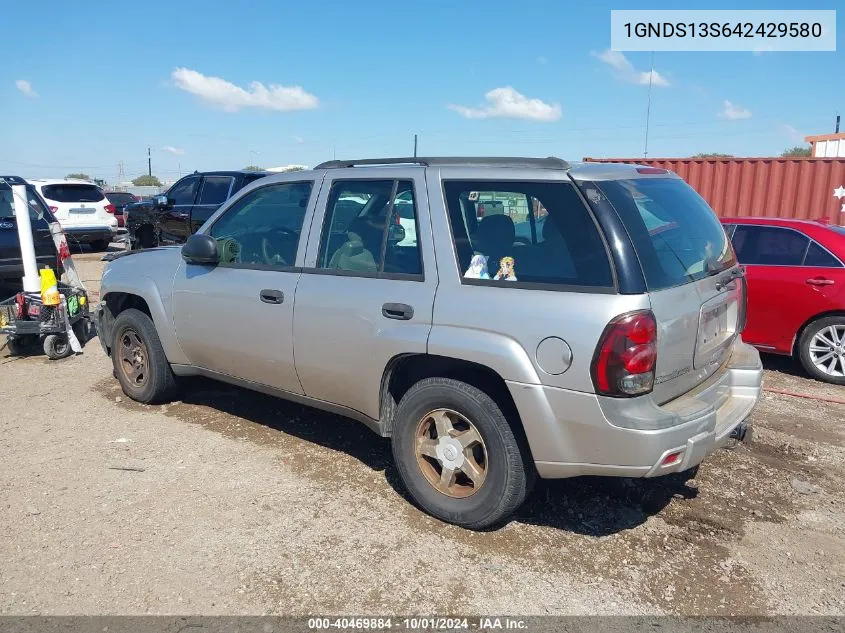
[391,377,533,529]
[111,308,177,403]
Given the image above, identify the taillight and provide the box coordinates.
[636,167,668,175]
[14,293,25,320]
[591,310,657,397]
[49,206,58,213]
[477,204,485,218]
[104,203,116,214]
[737,275,748,334]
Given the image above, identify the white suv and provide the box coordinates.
[29,179,118,251]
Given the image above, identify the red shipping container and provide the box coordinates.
[582,157,845,225]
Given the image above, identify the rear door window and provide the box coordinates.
[442,180,613,289]
[41,184,104,203]
[804,241,842,268]
[595,178,735,291]
[198,176,233,205]
[731,225,809,266]
[317,179,423,277]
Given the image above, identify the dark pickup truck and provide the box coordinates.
[125,170,269,248]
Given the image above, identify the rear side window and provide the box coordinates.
[105,192,137,205]
[41,184,104,203]
[596,178,735,291]
[442,180,613,289]
[731,225,808,266]
[804,241,842,268]
[198,176,233,205]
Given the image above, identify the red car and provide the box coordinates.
[722,217,845,384]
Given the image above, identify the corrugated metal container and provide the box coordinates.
[582,157,845,225]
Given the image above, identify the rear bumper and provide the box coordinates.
[62,226,115,244]
[509,339,763,479]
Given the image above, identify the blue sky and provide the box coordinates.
[1,0,842,183]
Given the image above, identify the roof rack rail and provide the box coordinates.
[314,156,570,170]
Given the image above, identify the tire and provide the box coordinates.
[5,335,37,356]
[391,377,533,530]
[43,334,71,360]
[110,308,176,403]
[135,225,156,249]
[798,315,845,385]
[72,319,88,346]
[90,239,110,252]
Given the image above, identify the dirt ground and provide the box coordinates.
[1,249,843,616]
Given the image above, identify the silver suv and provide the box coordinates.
[95,157,762,529]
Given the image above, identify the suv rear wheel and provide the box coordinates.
[798,315,845,385]
[111,308,176,403]
[391,377,532,529]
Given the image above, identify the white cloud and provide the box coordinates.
[780,124,805,143]
[638,69,669,87]
[448,87,561,122]
[161,145,185,155]
[593,50,670,87]
[171,67,319,112]
[292,135,305,144]
[15,79,37,98]
[721,100,752,120]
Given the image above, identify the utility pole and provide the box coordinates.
[643,51,654,158]
[414,134,418,158]
[147,147,152,176]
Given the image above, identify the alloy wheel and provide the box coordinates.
[809,325,845,377]
[118,328,149,387]
[414,408,488,498]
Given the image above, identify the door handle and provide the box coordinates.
[382,302,414,320]
[260,289,284,304]
[806,278,835,286]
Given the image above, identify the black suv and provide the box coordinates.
[126,170,269,248]
[0,176,61,292]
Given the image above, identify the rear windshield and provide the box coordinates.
[41,184,105,203]
[105,192,137,205]
[595,178,735,291]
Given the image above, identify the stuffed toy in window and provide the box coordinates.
[494,256,517,281]
[464,254,490,279]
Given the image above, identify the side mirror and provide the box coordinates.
[155,195,170,209]
[387,223,406,244]
[182,234,218,265]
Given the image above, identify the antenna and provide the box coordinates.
[644,51,654,158]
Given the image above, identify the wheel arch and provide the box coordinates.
[379,353,534,461]
[99,281,188,365]
[791,309,845,357]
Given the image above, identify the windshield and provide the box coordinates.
[596,177,735,291]
[41,183,105,203]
